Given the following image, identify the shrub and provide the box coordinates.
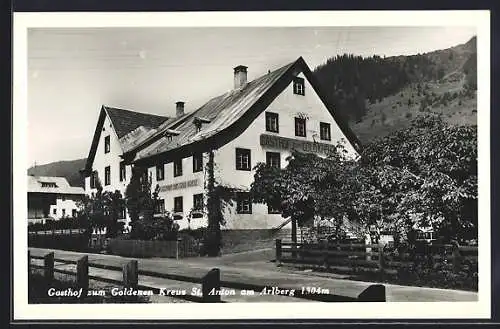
[130,214,179,241]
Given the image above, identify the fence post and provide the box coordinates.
[275,239,282,266]
[123,260,138,289]
[77,255,89,295]
[357,284,386,302]
[44,252,54,282]
[378,243,385,273]
[202,268,221,302]
[452,242,461,273]
[176,238,181,260]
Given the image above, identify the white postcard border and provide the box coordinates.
[13,10,491,320]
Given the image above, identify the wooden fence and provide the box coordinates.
[28,251,386,302]
[275,239,478,274]
[28,228,86,235]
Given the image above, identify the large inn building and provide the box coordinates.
[82,57,362,231]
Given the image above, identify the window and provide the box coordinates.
[236,192,252,214]
[155,199,165,214]
[90,171,98,188]
[156,164,165,181]
[295,117,306,137]
[72,209,77,218]
[193,153,203,173]
[62,209,66,217]
[174,159,183,177]
[267,200,281,214]
[266,152,281,169]
[293,77,305,95]
[235,148,251,171]
[53,208,56,215]
[120,207,126,219]
[120,162,126,182]
[265,112,279,133]
[320,122,331,141]
[104,166,111,186]
[104,135,110,153]
[174,196,183,213]
[140,170,149,184]
[193,193,204,211]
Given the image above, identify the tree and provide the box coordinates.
[124,165,179,240]
[361,114,477,244]
[251,115,477,246]
[251,143,355,244]
[77,175,125,239]
[205,149,222,256]
[203,149,235,256]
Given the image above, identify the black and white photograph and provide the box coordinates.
[13,10,490,320]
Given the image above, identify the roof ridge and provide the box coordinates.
[103,105,170,119]
[123,59,298,156]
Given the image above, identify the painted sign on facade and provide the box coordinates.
[159,179,200,192]
[260,134,338,155]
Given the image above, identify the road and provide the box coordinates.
[29,247,478,302]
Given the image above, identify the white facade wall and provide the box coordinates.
[84,114,132,225]
[49,196,82,220]
[150,73,358,230]
[149,157,206,230]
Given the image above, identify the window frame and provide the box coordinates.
[294,117,307,137]
[174,196,184,213]
[104,166,111,186]
[193,193,204,211]
[267,200,281,214]
[293,77,305,95]
[119,162,126,182]
[236,192,252,214]
[174,159,183,177]
[155,199,165,214]
[266,152,281,169]
[265,112,279,133]
[193,153,203,173]
[320,122,332,141]
[235,148,251,171]
[104,135,111,154]
[156,164,165,181]
[90,171,98,189]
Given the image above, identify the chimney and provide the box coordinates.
[233,65,248,89]
[175,101,185,117]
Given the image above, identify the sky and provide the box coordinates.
[27,26,476,167]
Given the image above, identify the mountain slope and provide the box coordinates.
[27,158,87,187]
[313,36,477,144]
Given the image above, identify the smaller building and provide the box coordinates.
[28,175,85,223]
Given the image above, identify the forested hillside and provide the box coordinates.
[313,36,477,144]
[28,158,87,187]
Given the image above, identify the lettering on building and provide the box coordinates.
[159,179,200,192]
[260,134,337,155]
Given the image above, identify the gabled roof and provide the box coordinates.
[28,175,85,195]
[83,106,170,175]
[128,57,362,165]
[105,106,169,139]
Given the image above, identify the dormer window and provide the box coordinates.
[193,117,211,133]
[293,77,305,96]
[41,182,57,188]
